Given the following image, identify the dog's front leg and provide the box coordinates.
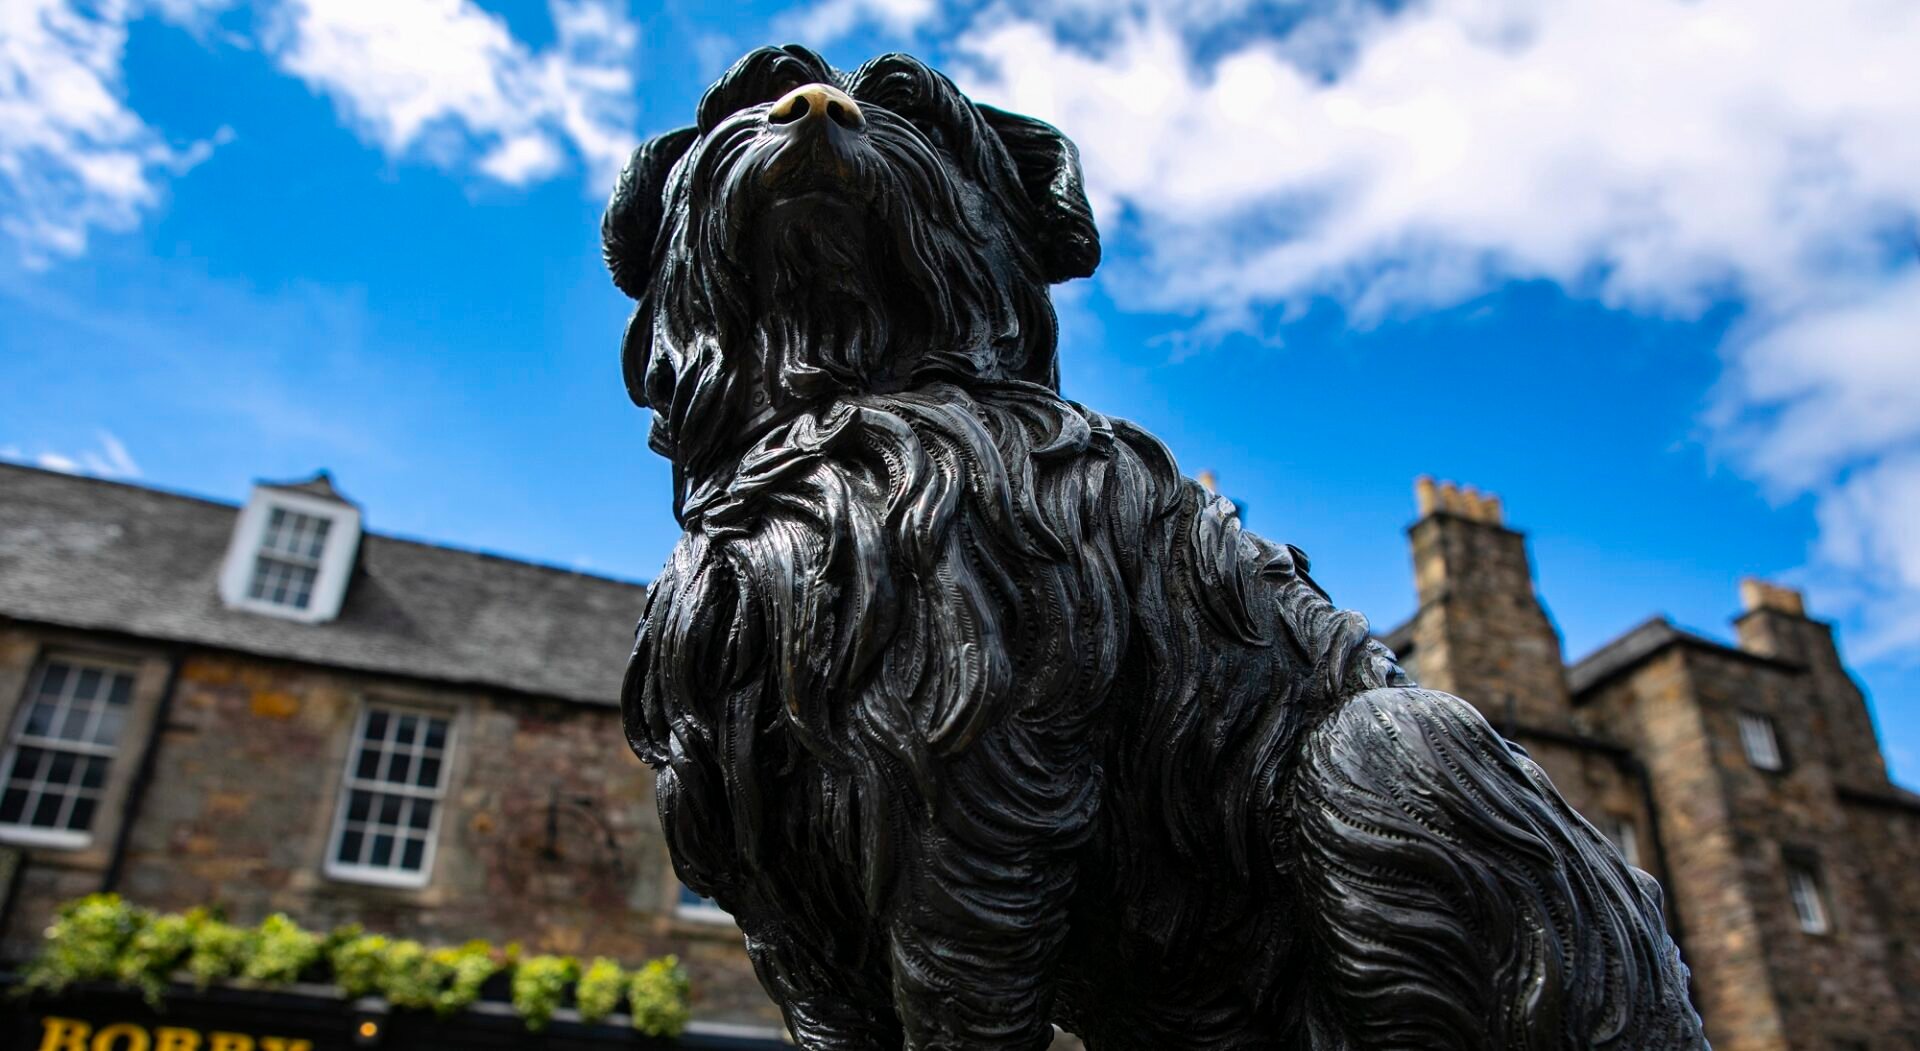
[743,927,906,1051]
[884,873,1072,1051]
[882,744,1087,1051]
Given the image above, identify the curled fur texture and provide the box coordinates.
[615,44,1707,1051]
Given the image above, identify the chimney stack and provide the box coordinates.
[1405,478,1572,728]
[1734,578,1888,789]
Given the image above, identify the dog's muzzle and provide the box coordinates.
[763,82,868,189]
[770,83,865,132]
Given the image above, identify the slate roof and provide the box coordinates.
[0,463,646,706]
[1567,614,1798,696]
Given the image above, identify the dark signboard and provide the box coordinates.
[2,978,787,1051]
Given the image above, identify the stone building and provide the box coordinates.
[3,461,1917,1048]
[0,463,778,1035]
[1384,478,1920,1051]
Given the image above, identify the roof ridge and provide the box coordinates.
[0,460,649,590]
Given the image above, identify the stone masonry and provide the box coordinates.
[1387,477,1920,1051]
[4,461,1918,1048]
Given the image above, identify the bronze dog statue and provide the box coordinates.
[610,44,1706,1050]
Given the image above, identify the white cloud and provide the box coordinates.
[1,0,641,263]
[1711,273,1920,662]
[774,0,939,47]
[0,0,230,264]
[958,0,1920,323]
[261,0,640,188]
[2,430,143,478]
[954,0,1920,658]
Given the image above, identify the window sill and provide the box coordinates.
[0,825,92,850]
[323,863,431,890]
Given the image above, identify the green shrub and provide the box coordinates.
[182,908,248,987]
[575,957,625,1023]
[242,913,321,983]
[25,896,689,1035]
[327,932,391,998]
[24,894,144,994]
[115,910,195,1002]
[628,955,691,1037]
[380,939,499,1016]
[511,954,578,1031]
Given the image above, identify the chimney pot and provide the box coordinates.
[1741,578,1806,617]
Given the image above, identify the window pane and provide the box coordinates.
[56,704,92,742]
[1740,713,1782,770]
[38,664,68,697]
[248,556,317,609]
[305,518,332,559]
[12,747,45,781]
[1790,867,1829,933]
[91,704,126,747]
[23,703,54,737]
[79,756,109,790]
[30,792,65,827]
[330,705,451,880]
[1,659,129,840]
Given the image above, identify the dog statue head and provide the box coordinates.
[602,46,1099,493]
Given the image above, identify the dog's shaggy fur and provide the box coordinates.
[610,45,1707,1050]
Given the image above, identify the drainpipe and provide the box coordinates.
[101,647,186,893]
[1622,753,1686,948]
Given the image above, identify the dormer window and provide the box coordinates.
[219,472,361,622]
[247,507,332,610]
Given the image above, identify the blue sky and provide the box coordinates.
[3,0,1917,786]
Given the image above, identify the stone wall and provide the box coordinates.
[1581,649,1789,1051]
[1839,794,1920,1047]
[1734,591,1891,792]
[0,626,775,1028]
[1404,481,1575,729]
[1675,646,1907,1049]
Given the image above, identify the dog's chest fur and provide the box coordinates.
[625,381,1400,1035]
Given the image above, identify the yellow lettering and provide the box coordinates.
[92,1024,151,1051]
[38,1017,92,1051]
[259,1042,310,1051]
[207,1035,253,1051]
[153,1029,201,1051]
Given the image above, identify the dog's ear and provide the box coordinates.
[602,126,699,299]
[977,105,1101,283]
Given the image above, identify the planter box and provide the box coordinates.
[0,974,789,1050]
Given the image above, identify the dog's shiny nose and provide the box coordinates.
[769,83,865,131]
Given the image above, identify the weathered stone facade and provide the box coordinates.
[5,461,1917,1047]
[1388,478,1920,1051]
[0,465,775,1032]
